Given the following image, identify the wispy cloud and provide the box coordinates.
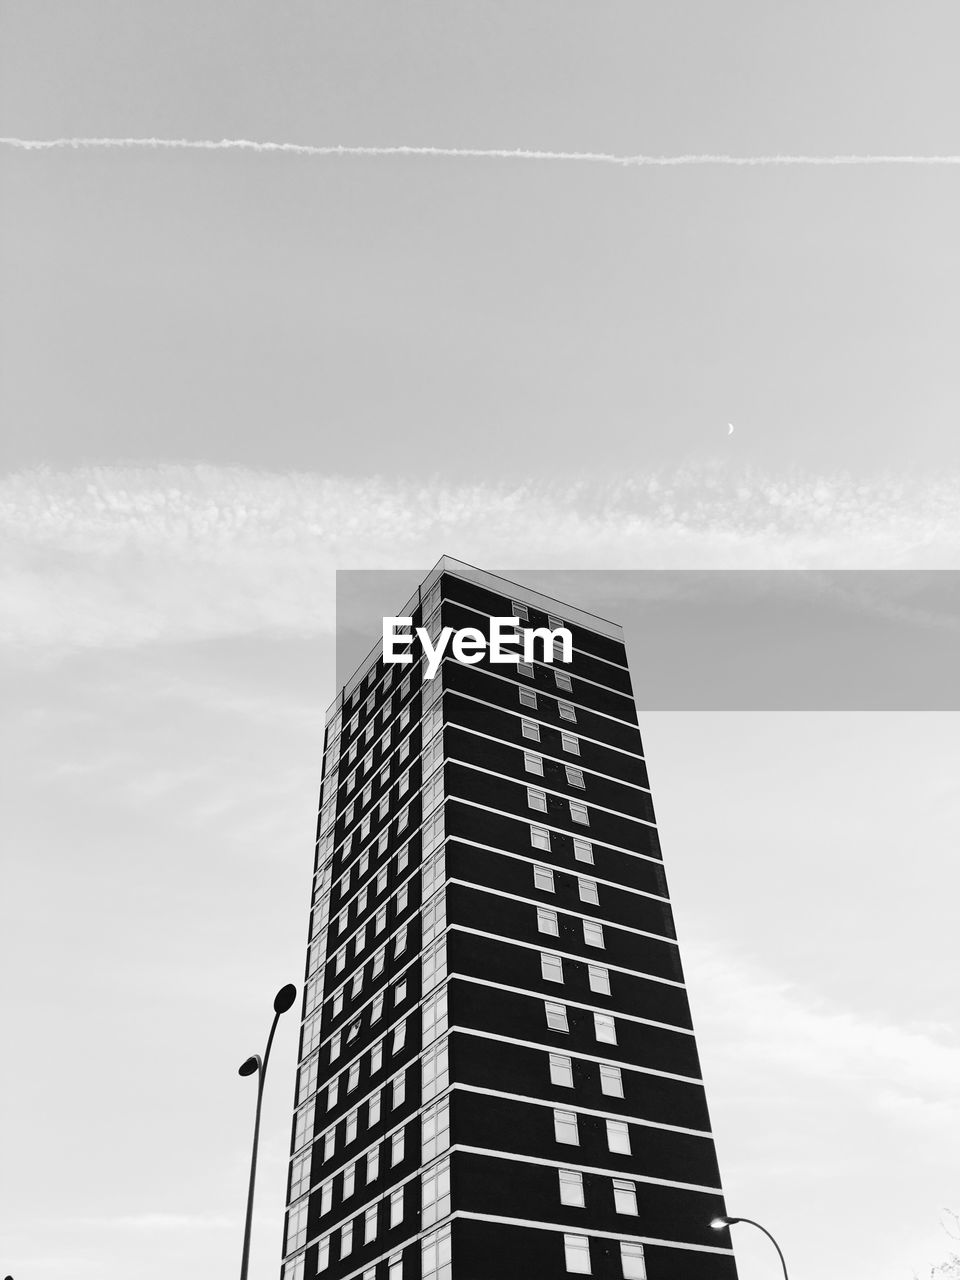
[2,464,960,648]
[4,137,960,166]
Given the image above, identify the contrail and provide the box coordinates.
[4,136,960,165]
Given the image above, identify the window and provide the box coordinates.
[561,732,580,755]
[345,1110,358,1143]
[512,601,529,621]
[421,1157,451,1226]
[392,1022,406,1053]
[570,801,589,826]
[396,884,409,913]
[613,1179,638,1215]
[538,907,559,936]
[541,953,564,983]
[366,1147,380,1183]
[342,1164,355,1200]
[531,824,551,851]
[549,1052,574,1088]
[422,1040,449,1102]
[421,1097,451,1163]
[564,1234,591,1275]
[606,1119,631,1154]
[518,661,534,678]
[565,765,585,788]
[528,787,548,813]
[376,907,387,933]
[368,1092,381,1127]
[588,964,610,996]
[555,670,573,691]
[594,1012,617,1044]
[394,927,408,958]
[347,1062,360,1092]
[399,737,410,764]
[347,1018,362,1043]
[390,1185,404,1227]
[392,1072,406,1108]
[373,949,385,978]
[558,1169,585,1208]
[371,992,385,1023]
[391,1129,405,1166]
[370,1041,383,1074]
[328,1031,341,1062]
[377,868,388,896]
[578,877,599,905]
[325,1077,340,1110]
[554,1110,579,1145]
[599,1063,623,1097]
[389,1255,403,1280]
[520,688,538,709]
[583,921,604,948]
[396,844,409,873]
[322,1129,335,1162]
[397,805,409,832]
[522,717,540,741]
[319,1179,333,1215]
[284,1256,306,1280]
[573,838,593,864]
[558,701,577,722]
[524,751,544,776]
[286,1196,309,1252]
[620,1243,647,1280]
[422,1225,452,1280]
[545,1001,569,1032]
[364,1204,378,1244]
[290,1149,311,1200]
[398,768,410,797]
[316,1236,330,1272]
[534,865,555,893]
[340,1221,353,1257]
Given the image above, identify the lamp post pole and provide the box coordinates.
[239,983,298,1280]
[711,1215,789,1280]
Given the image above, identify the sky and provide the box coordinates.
[2,3,960,1279]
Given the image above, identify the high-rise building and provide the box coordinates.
[282,558,738,1280]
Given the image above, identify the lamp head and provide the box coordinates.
[274,983,297,1014]
[711,1216,740,1229]
[238,1054,262,1077]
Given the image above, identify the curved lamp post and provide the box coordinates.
[711,1216,789,1279]
[239,983,298,1280]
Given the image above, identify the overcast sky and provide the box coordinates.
[2,4,959,1280]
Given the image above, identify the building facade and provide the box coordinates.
[281,558,738,1280]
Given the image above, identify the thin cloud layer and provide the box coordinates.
[2,463,960,648]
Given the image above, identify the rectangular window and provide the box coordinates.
[422,1040,449,1102]
[531,824,551,851]
[366,1147,380,1183]
[522,717,540,741]
[545,1001,569,1032]
[368,1091,381,1127]
[594,1012,617,1044]
[390,1186,404,1227]
[512,601,529,621]
[391,1129,405,1166]
[325,1077,340,1110]
[613,1179,638,1215]
[371,992,385,1023]
[564,1234,591,1274]
[360,815,370,840]
[377,868,388,896]
[421,1096,451,1163]
[345,1111,358,1144]
[570,801,589,825]
[397,805,409,832]
[421,1157,451,1226]
[541,953,564,983]
[599,1063,623,1097]
[588,964,610,995]
[392,1022,406,1053]
[342,1164,355,1200]
[559,1169,585,1207]
[520,688,538,709]
[549,1052,574,1088]
[394,925,408,957]
[364,1204,378,1244]
[370,1041,383,1074]
[606,1119,631,1154]
[534,865,555,893]
[328,1031,341,1062]
[578,878,599,905]
[561,732,579,755]
[565,765,585,788]
[392,1072,406,1109]
[373,949,385,977]
[573,838,594,864]
[317,1236,330,1272]
[422,1226,452,1280]
[375,907,387,933]
[524,751,544,775]
[323,1129,335,1162]
[289,1149,311,1200]
[620,1243,647,1280]
[528,787,548,812]
[397,884,409,913]
[583,921,604,948]
[554,1110,579,1145]
[555,670,573,691]
[558,701,577,723]
[347,1062,360,1092]
[285,1195,309,1252]
[538,907,559,936]
[320,1180,333,1215]
[518,661,534,678]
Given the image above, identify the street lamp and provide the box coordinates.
[711,1216,789,1279]
[238,983,298,1280]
